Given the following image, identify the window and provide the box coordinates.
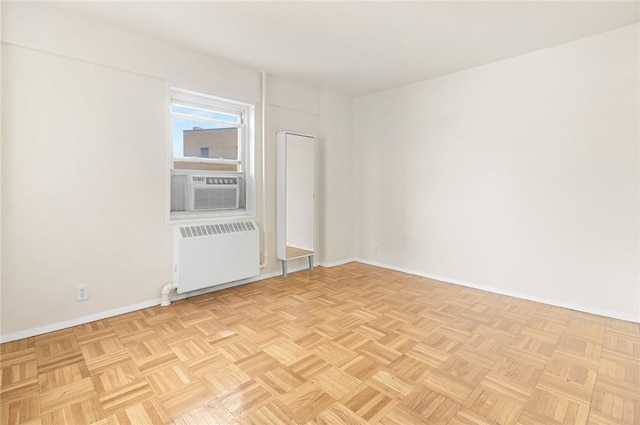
[169,88,255,220]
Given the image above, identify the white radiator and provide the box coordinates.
[173,221,260,294]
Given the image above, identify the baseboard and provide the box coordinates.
[0,299,162,343]
[4,257,635,342]
[0,261,327,343]
[355,258,639,324]
[320,257,357,268]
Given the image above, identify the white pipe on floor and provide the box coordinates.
[160,283,176,307]
[259,71,269,270]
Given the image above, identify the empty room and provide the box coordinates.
[1,1,638,424]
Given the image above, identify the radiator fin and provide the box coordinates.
[178,221,256,239]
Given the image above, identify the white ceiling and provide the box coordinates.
[48,1,639,97]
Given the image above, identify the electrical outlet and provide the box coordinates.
[373,245,380,254]
[76,284,89,301]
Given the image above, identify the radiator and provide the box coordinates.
[173,221,260,294]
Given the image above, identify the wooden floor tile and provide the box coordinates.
[168,399,227,425]
[38,362,90,393]
[1,355,38,394]
[536,372,594,406]
[464,384,525,425]
[200,363,252,396]
[597,352,639,387]
[1,262,638,424]
[217,380,272,417]
[315,402,369,425]
[99,398,170,425]
[340,355,382,383]
[1,393,40,425]
[525,387,591,425]
[145,364,192,396]
[313,341,358,367]
[235,351,281,378]
[254,366,305,397]
[422,369,475,404]
[40,395,104,425]
[1,338,35,355]
[438,354,490,387]
[157,380,213,419]
[590,386,639,425]
[370,369,414,399]
[92,361,142,395]
[278,381,334,423]
[39,377,96,413]
[556,334,602,360]
[342,384,397,423]
[479,371,534,405]
[386,354,432,382]
[311,365,361,399]
[379,404,433,425]
[289,354,332,380]
[240,401,297,425]
[263,339,309,366]
[99,379,154,415]
[34,329,79,359]
[405,341,451,368]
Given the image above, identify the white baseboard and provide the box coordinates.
[0,299,162,343]
[320,257,357,268]
[355,258,640,324]
[0,261,329,343]
[3,257,636,342]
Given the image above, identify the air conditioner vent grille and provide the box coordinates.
[193,186,239,210]
[179,221,256,238]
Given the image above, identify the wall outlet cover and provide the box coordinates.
[76,284,89,301]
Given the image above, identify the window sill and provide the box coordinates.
[169,209,254,224]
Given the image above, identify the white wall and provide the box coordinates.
[0,3,260,339]
[266,81,357,270]
[319,90,355,265]
[265,76,320,273]
[1,3,353,340]
[0,3,4,327]
[3,44,172,334]
[354,24,639,322]
[1,2,260,103]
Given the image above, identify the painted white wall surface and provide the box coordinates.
[266,83,357,270]
[266,76,321,274]
[354,24,640,322]
[267,76,321,117]
[0,0,4,324]
[318,90,355,265]
[0,3,4,326]
[0,3,331,339]
[2,44,172,336]
[1,2,260,103]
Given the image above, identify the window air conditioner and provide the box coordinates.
[190,175,240,211]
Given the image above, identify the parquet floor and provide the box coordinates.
[1,262,639,425]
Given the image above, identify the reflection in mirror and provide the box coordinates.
[276,132,315,277]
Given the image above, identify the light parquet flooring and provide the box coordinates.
[1,262,639,425]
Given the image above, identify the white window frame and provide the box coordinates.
[167,87,256,222]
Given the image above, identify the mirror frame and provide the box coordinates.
[276,131,316,277]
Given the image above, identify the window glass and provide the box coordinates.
[169,88,254,219]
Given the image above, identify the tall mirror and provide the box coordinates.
[276,132,315,277]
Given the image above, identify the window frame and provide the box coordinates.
[167,87,256,222]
